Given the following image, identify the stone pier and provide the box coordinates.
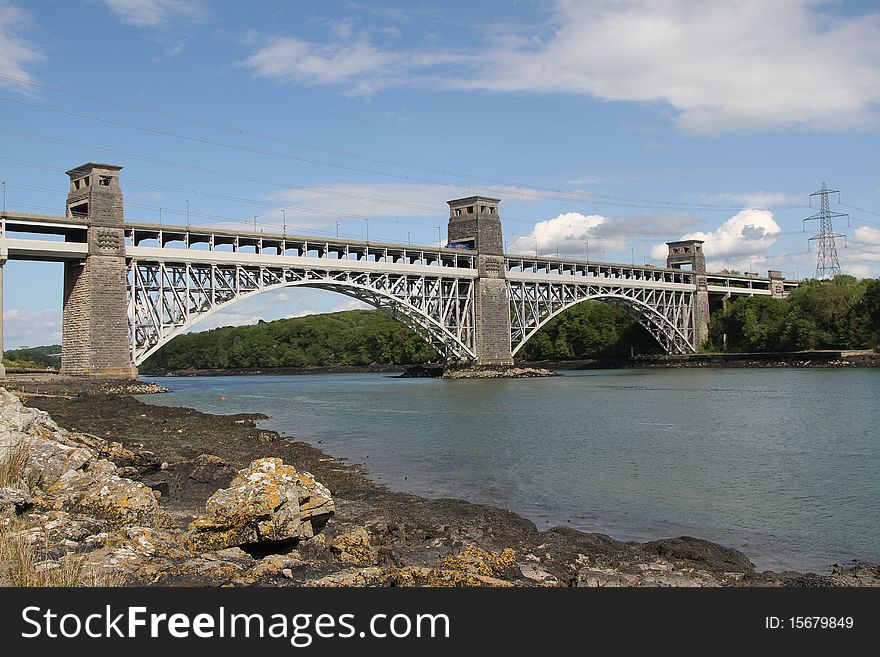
[447,196,514,366]
[666,239,710,349]
[60,163,136,378]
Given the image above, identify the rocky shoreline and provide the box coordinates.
[1,375,878,587]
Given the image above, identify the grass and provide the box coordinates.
[0,520,125,587]
[0,438,31,491]
[0,439,123,587]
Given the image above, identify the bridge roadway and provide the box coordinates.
[0,211,796,297]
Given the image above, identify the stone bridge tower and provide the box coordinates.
[666,239,710,349]
[447,196,513,365]
[61,163,136,377]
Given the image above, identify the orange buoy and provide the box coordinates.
[219,395,227,401]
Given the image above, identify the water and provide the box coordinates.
[140,368,880,573]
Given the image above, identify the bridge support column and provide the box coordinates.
[448,196,513,365]
[61,163,136,378]
[666,239,710,350]
[768,270,786,298]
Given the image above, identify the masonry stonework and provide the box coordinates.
[61,163,136,377]
[666,239,711,349]
[447,197,513,365]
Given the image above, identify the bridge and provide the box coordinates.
[0,163,797,377]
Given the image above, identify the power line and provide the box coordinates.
[0,181,427,243]
[0,154,723,235]
[0,70,541,159]
[0,94,771,213]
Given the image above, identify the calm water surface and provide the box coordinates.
[140,368,879,572]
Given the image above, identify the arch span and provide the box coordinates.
[508,283,696,356]
[129,261,476,366]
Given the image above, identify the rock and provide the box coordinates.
[32,466,170,526]
[331,527,377,565]
[79,528,255,586]
[637,536,755,573]
[189,453,233,484]
[441,366,557,379]
[187,457,335,552]
[440,547,519,579]
[13,511,113,559]
[0,389,64,450]
[0,486,32,515]
[251,553,305,578]
[307,565,516,587]
[66,432,161,475]
[398,365,444,378]
[23,436,94,488]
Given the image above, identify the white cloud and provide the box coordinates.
[241,2,880,133]
[511,212,622,258]
[98,0,205,27]
[853,225,880,246]
[241,35,399,90]
[0,1,42,87]
[3,308,61,349]
[461,0,880,133]
[650,208,782,261]
[511,210,702,259]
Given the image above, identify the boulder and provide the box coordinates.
[188,457,334,551]
[23,437,93,488]
[32,464,169,526]
[331,527,377,565]
[188,453,233,484]
[78,527,256,585]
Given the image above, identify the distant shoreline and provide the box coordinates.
[7,349,877,379]
[138,349,879,377]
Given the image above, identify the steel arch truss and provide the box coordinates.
[508,280,696,356]
[128,260,476,365]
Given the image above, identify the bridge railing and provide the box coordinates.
[124,223,477,270]
[505,255,695,285]
[705,273,799,295]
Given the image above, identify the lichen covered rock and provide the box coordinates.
[32,463,169,526]
[307,565,515,588]
[331,527,377,565]
[187,457,334,551]
[441,547,519,578]
[0,487,31,517]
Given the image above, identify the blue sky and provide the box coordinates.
[2,0,880,348]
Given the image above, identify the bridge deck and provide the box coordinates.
[1,211,798,295]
